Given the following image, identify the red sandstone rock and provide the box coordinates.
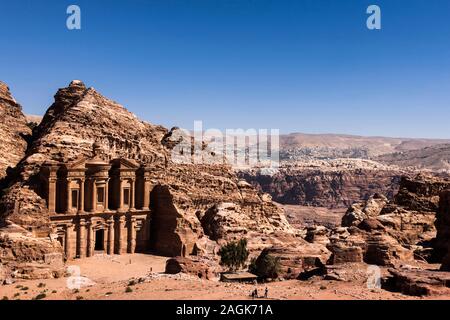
[0,80,302,276]
[165,256,220,280]
[252,242,331,280]
[0,81,31,180]
[385,267,450,296]
[436,190,450,268]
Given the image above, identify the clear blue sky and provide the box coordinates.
[1,0,449,138]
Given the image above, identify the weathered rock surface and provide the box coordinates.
[165,256,220,280]
[330,175,450,269]
[239,160,406,208]
[342,193,388,227]
[251,240,331,280]
[384,267,450,296]
[0,227,64,281]
[435,190,450,268]
[0,80,301,266]
[342,175,449,247]
[0,81,31,180]
[327,243,363,264]
[0,263,6,284]
[324,226,413,267]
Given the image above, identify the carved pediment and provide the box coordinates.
[66,157,87,170]
[111,158,140,170]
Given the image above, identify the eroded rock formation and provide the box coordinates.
[0,80,304,281]
[435,190,450,269]
[239,160,407,208]
[0,81,31,180]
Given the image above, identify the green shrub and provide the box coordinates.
[218,239,249,272]
[125,287,133,293]
[34,293,46,300]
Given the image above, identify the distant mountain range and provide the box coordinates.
[25,114,450,171]
[280,132,450,157]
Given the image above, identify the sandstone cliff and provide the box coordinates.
[239,160,408,208]
[0,80,299,260]
[0,81,31,180]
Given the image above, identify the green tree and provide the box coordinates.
[218,239,249,272]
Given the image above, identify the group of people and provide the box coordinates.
[250,287,269,299]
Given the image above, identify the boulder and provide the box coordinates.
[327,243,363,264]
[364,233,413,266]
[341,194,387,227]
[165,256,220,280]
[305,226,330,246]
[384,267,450,296]
[251,242,331,280]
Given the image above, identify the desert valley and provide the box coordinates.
[1,80,450,301]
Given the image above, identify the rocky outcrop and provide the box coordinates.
[0,224,64,281]
[0,80,300,263]
[323,225,413,267]
[342,175,449,247]
[239,160,406,208]
[165,256,220,280]
[384,267,450,296]
[0,81,31,180]
[333,175,450,269]
[341,193,388,227]
[251,241,331,280]
[364,233,414,266]
[435,190,450,267]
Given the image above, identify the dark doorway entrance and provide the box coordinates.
[95,229,105,251]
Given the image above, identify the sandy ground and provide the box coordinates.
[2,253,450,300]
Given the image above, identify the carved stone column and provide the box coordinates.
[66,178,72,214]
[104,179,110,211]
[78,219,86,258]
[90,179,97,213]
[128,217,136,254]
[116,216,125,254]
[86,220,94,257]
[48,177,57,214]
[79,179,85,213]
[118,179,124,212]
[65,224,73,260]
[107,217,115,255]
[142,178,151,210]
[130,179,136,210]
